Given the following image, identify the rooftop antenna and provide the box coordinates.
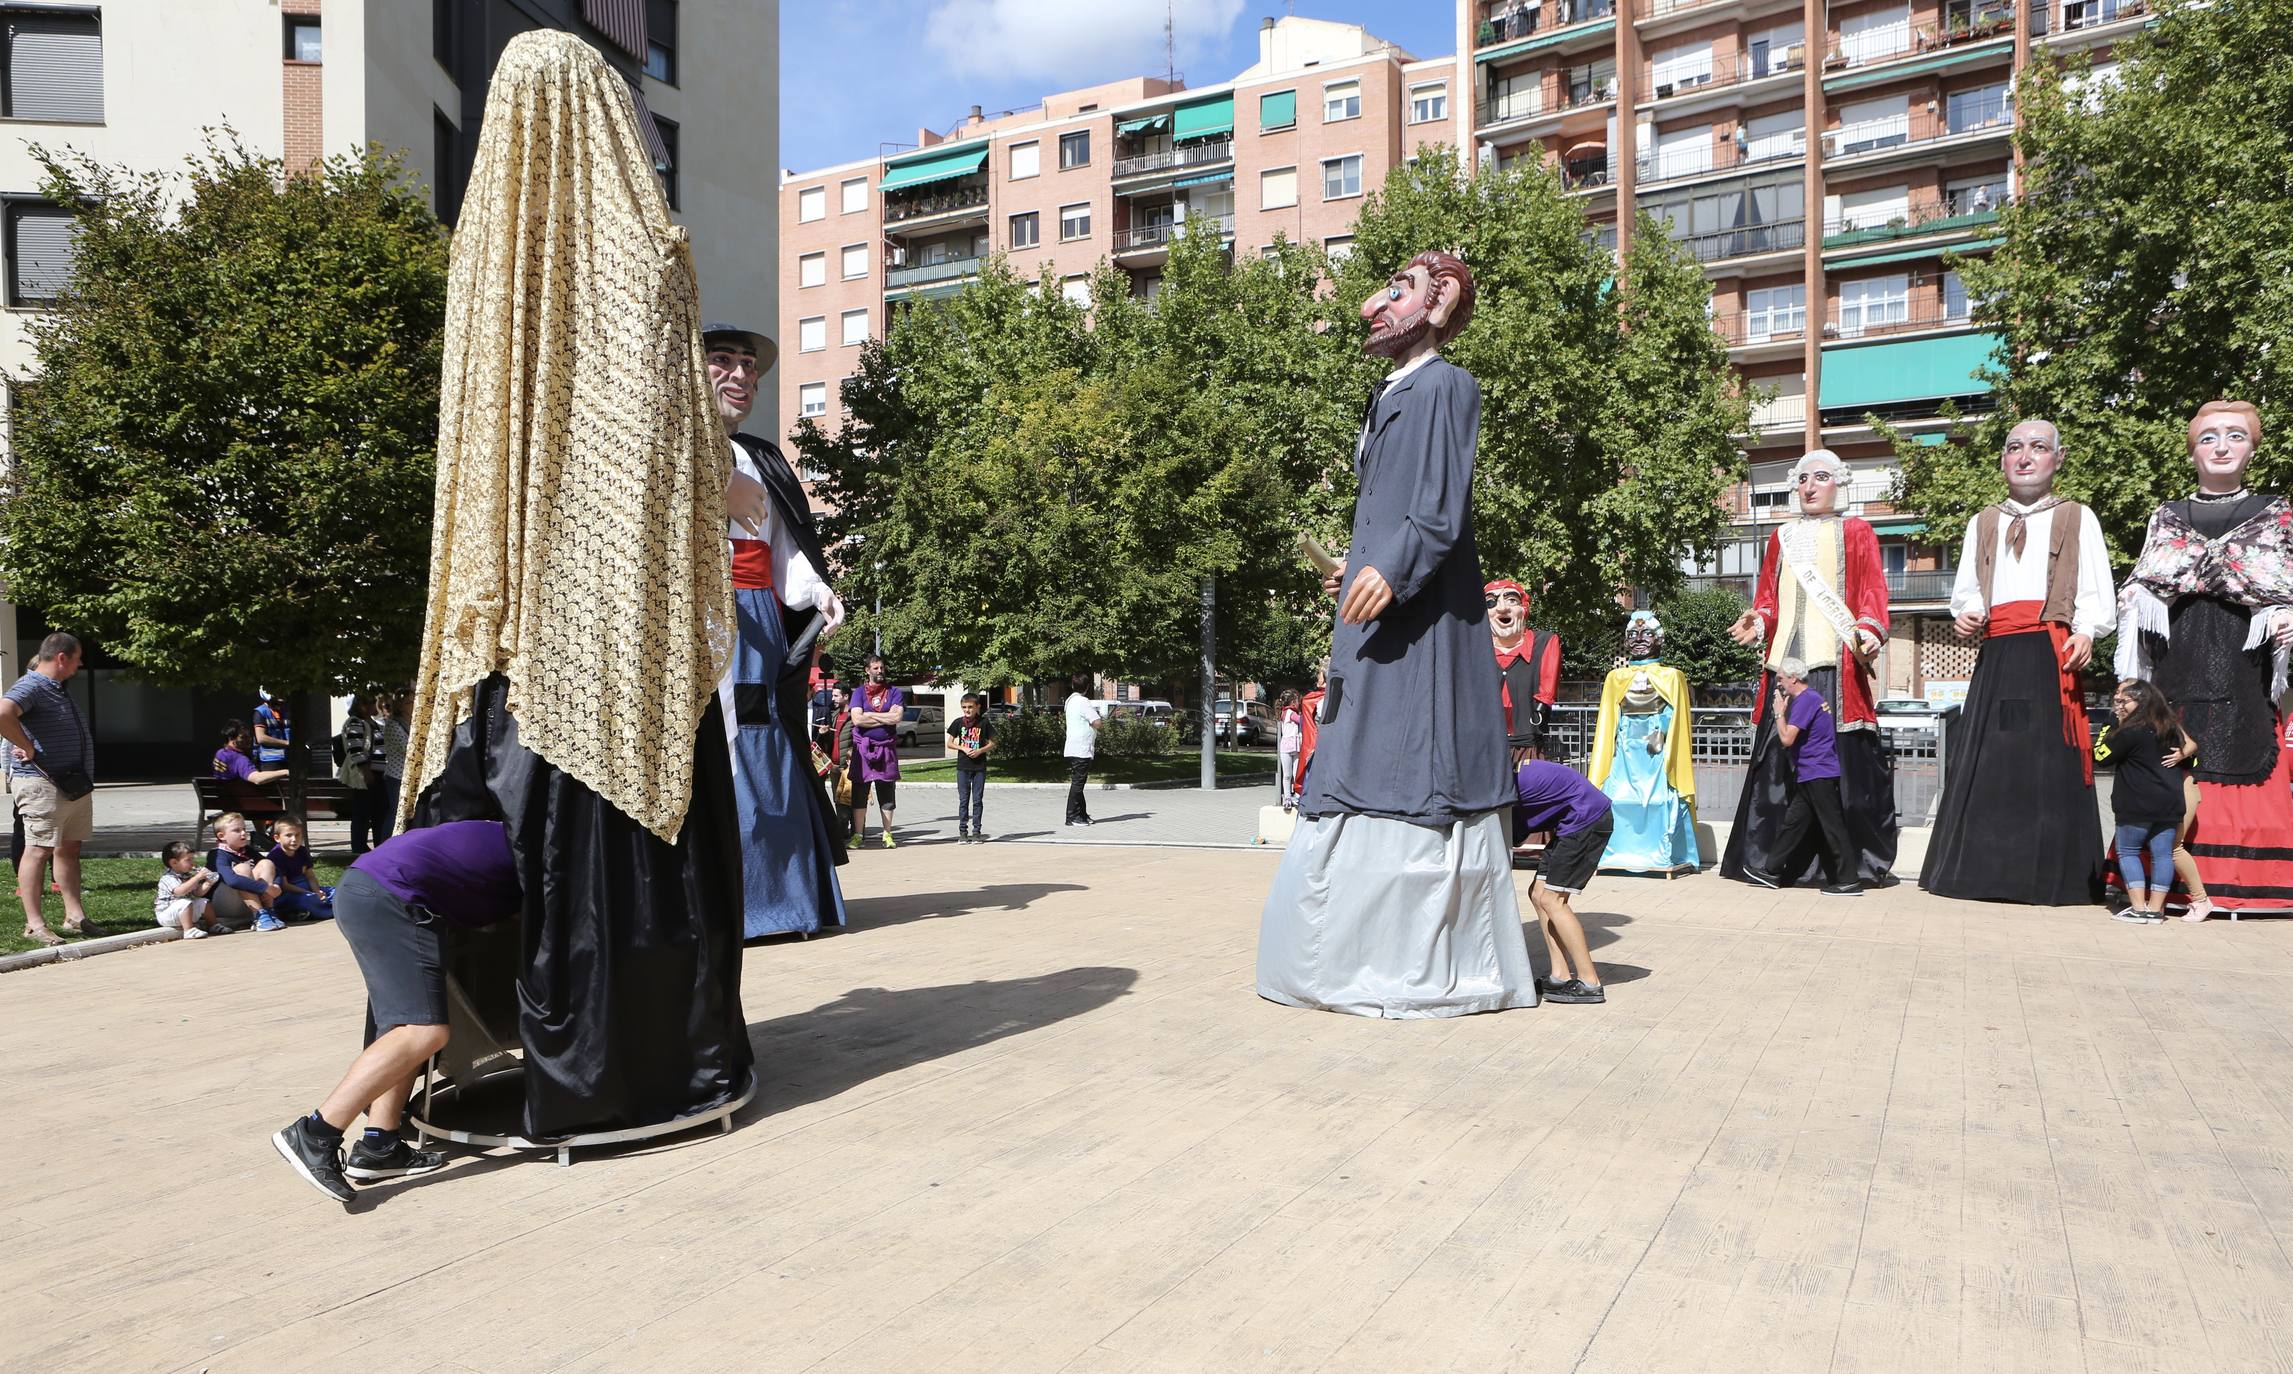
[1164,0,1176,85]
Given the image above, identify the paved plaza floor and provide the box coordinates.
[8,834,2293,1372]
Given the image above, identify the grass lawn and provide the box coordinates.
[1,856,347,958]
[896,750,1275,785]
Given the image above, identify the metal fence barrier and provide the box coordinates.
[1543,702,1955,826]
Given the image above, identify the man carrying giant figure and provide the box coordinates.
[1920,420,2110,905]
[1257,250,1535,1018]
[394,30,751,1140]
[1723,448,1899,885]
[704,321,851,938]
[2116,399,2293,913]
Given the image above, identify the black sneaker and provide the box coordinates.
[1742,866,1782,890]
[1534,975,1570,998]
[1820,882,1864,896]
[973,831,989,843]
[1543,978,1607,1004]
[345,1135,449,1182]
[272,1117,355,1203]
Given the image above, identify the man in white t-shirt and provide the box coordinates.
[1062,674,1106,826]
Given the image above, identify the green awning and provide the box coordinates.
[1116,112,1171,135]
[1827,236,2001,269]
[878,144,988,192]
[1912,431,1951,445]
[1477,18,1616,65]
[1824,213,1998,250]
[1260,89,1296,129]
[1174,95,1235,142]
[1820,331,2001,410]
[1171,171,1233,189]
[1823,37,2014,92]
[1870,518,1929,534]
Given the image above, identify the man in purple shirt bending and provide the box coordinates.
[1744,656,1860,896]
[1513,760,1617,1005]
[271,819,523,1205]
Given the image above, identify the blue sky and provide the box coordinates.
[780,1,1460,174]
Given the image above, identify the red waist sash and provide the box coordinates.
[730,538,773,591]
[1988,599,2091,782]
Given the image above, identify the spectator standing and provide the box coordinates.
[154,840,223,937]
[1063,673,1106,827]
[338,695,385,855]
[252,692,292,771]
[0,632,100,946]
[377,690,411,841]
[847,656,904,847]
[947,693,997,841]
[1744,656,1860,895]
[213,721,292,786]
[1274,690,1304,810]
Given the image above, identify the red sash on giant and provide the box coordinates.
[730,538,773,591]
[1987,599,2091,783]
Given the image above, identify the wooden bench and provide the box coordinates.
[191,776,358,835]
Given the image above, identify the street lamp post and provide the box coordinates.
[872,560,885,660]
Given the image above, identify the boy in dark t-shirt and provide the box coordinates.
[947,693,997,842]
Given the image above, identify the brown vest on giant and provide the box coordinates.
[1973,500,2085,625]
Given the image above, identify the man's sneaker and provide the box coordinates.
[345,1135,449,1182]
[254,912,286,932]
[271,1117,355,1203]
[1820,882,1864,896]
[1544,978,1607,1004]
[1742,867,1782,890]
[881,831,898,849]
[2111,906,2153,923]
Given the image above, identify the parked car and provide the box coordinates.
[897,702,944,748]
[1106,699,1177,729]
[1213,698,1279,747]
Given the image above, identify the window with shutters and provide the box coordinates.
[1837,273,1909,337]
[1058,130,1089,169]
[841,244,867,280]
[799,252,825,288]
[1009,211,1039,248]
[797,186,824,222]
[644,0,677,84]
[4,9,104,123]
[1059,202,1090,241]
[798,316,826,352]
[841,309,868,346]
[7,199,76,306]
[1009,141,1039,180]
[799,383,827,418]
[1260,166,1297,210]
[653,115,678,209]
[1320,155,1362,201]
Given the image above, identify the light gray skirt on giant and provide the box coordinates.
[1257,810,1537,1018]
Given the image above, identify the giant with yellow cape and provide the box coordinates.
[1587,613,1700,873]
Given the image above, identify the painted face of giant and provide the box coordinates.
[1624,616,1663,660]
[2188,401,2261,493]
[1485,581,1527,640]
[1361,264,1439,360]
[1795,460,1844,515]
[1999,421,2063,503]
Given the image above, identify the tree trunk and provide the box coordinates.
[1200,576,1216,791]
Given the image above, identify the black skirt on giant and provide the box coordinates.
[414,673,752,1138]
[1919,631,2103,904]
[1720,665,1899,885]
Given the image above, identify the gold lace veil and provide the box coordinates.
[398,30,733,843]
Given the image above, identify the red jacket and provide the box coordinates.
[1750,517,1889,727]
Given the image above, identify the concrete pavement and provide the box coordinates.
[7,834,2290,1371]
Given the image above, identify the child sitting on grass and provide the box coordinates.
[154,840,224,938]
[209,811,283,931]
[266,818,334,921]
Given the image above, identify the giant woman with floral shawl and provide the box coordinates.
[396,31,751,1136]
[2115,400,2293,914]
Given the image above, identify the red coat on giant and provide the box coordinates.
[1749,517,1889,726]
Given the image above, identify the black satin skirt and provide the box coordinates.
[1721,667,1900,886]
[415,674,752,1138]
[1919,632,2103,905]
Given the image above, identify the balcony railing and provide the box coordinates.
[1888,569,1958,601]
[2061,0,2145,31]
[1710,309,1807,347]
[1477,0,1615,50]
[1642,45,1806,102]
[1828,299,1975,341]
[883,182,988,224]
[886,255,983,290]
[1822,6,2014,71]
[1750,392,1809,430]
[1114,212,1235,252]
[1823,111,2011,162]
[1682,218,1806,263]
[1823,189,2006,245]
[1477,79,1615,127]
[1112,138,1233,180]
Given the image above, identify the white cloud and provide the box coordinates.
[922,0,1246,85]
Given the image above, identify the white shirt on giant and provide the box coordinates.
[730,440,827,613]
[1948,498,2116,639]
[1064,692,1104,758]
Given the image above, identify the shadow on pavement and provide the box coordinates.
[742,965,1139,1119]
[839,882,1088,932]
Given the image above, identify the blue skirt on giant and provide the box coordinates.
[731,587,847,938]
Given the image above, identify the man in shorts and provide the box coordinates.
[1512,760,1616,1004]
[0,632,98,946]
[271,819,522,1205]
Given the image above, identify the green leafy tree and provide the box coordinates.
[1890,0,2293,559]
[0,137,448,692]
[1333,145,1751,648]
[1651,585,1763,689]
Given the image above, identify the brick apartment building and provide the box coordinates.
[781,1,2148,699]
[0,0,777,774]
